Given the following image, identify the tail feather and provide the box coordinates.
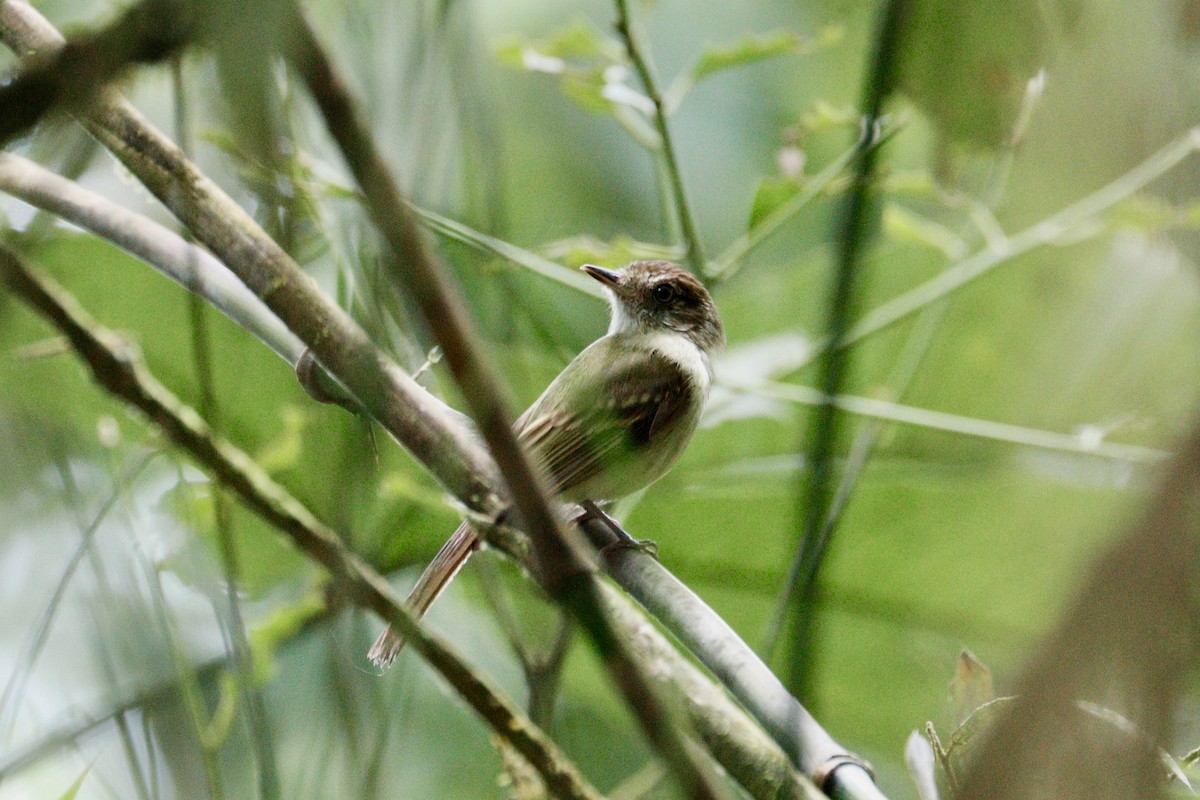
[368,522,480,667]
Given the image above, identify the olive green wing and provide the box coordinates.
[515,339,692,495]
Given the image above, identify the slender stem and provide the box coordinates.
[782,0,910,701]
[613,0,707,275]
[708,140,860,283]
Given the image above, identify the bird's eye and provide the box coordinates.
[653,283,676,304]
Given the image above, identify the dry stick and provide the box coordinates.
[285,15,729,800]
[0,246,603,800]
[0,6,872,797]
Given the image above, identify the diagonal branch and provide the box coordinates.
[0,245,604,800]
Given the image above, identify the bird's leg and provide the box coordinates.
[577,500,659,559]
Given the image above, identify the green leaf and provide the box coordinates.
[249,589,326,682]
[496,20,616,71]
[692,27,842,83]
[747,176,801,231]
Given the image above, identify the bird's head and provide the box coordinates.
[582,261,725,353]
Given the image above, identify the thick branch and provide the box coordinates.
[0,246,603,800]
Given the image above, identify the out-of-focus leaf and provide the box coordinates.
[949,649,995,725]
[883,202,968,259]
[707,333,813,426]
[379,470,458,511]
[747,176,801,231]
[691,27,842,83]
[800,99,861,133]
[254,406,308,473]
[538,234,681,268]
[495,20,614,67]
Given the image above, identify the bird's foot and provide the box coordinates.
[577,500,660,560]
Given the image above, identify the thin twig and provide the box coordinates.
[0,246,605,800]
[707,139,860,283]
[286,13,729,798]
[613,0,707,275]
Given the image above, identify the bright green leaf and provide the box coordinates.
[692,27,842,83]
[748,176,801,232]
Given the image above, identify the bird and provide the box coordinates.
[368,260,725,666]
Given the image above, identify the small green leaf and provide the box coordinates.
[496,20,616,70]
[748,177,801,231]
[249,589,326,682]
[800,100,860,134]
[692,27,842,83]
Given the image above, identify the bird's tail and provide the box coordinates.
[367,522,480,667]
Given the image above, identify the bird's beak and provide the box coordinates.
[581,264,621,288]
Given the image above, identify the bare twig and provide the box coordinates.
[0,246,604,800]
[285,13,729,798]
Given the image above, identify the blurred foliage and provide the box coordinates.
[2,0,1200,798]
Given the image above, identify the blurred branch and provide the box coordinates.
[285,13,729,798]
[959,420,1200,800]
[613,0,707,276]
[0,247,605,800]
[725,376,1167,464]
[781,0,910,700]
[0,153,306,367]
[0,0,192,145]
[805,125,1200,368]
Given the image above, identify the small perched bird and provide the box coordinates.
[369,260,724,666]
